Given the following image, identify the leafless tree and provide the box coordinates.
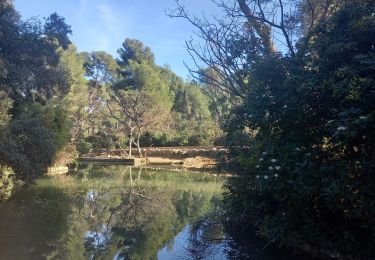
[168,0,340,101]
[106,89,170,157]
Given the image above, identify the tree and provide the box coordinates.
[116,40,174,110]
[168,0,346,100]
[117,38,155,67]
[0,109,57,182]
[0,3,72,108]
[0,2,72,188]
[0,91,12,128]
[173,81,211,121]
[106,89,170,156]
[198,68,231,123]
[84,51,119,89]
[57,45,88,142]
[173,0,375,257]
[127,60,174,110]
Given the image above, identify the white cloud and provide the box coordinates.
[96,3,123,41]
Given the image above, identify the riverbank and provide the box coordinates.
[80,146,227,170]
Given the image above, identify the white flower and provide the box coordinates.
[327,120,334,125]
[275,166,281,170]
[295,147,301,151]
[271,159,277,163]
[256,175,260,179]
[264,175,268,179]
[283,105,288,109]
[337,126,347,131]
[262,152,267,155]
[274,173,279,177]
[259,158,264,161]
[256,165,260,168]
[269,166,274,170]
[359,116,367,120]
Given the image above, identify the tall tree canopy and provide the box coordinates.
[118,38,155,67]
[172,0,375,257]
[0,1,72,187]
[0,2,71,107]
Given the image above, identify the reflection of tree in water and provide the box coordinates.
[76,166,224,260]
[176,210,227,260]
[0,165,223,259]
[108,167,169,229]
[0,185,71,259]
[80,166,173,259]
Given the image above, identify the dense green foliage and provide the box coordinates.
[219,1,375,257]
[0,1,223,199]
[0,1,73,195]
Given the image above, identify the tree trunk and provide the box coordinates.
[137,168,141,181]
[134,132,142,157]
[128,136,133,157]
[237,0,277,55]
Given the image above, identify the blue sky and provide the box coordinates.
[13,0,219,79]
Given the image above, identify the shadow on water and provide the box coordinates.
[0,164,312,259]
[0,185,71,259]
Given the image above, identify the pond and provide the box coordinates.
[0,164,306,260]
[0,164,231,259]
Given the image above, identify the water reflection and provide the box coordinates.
[0,165,225,260]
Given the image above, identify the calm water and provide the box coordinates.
[0,164,309,260]
[0,164,231,260]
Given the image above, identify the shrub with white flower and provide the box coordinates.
[222,3,375,256]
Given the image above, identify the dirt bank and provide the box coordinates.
[82,146,227,170]
[147,156,218,169]
[86,146,227,159]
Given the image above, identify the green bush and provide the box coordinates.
[0,109,58,182]
[0,166,15,201]
[224,3,375,258]
[76,141,92,154]
[85,131,118,151]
